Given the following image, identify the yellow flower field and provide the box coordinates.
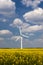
[0,48,43,65]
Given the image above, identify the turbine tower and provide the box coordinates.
[21,36,22,49]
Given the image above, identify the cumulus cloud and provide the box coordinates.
[21,25,43,33]
[0,18,7,22]
[0,30,13,37]
[23,8,43,25]
[10,18,29,28]
[0,0,16,17]
[0,0,14,8]
[0,30,13,47]
[10,18,23,27]
[21,0,43,8]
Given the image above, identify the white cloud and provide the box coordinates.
[0,0,16,17]
[0,30,12,35]
[0,0,14,8]
[0,30,13,43]
[23,8,43,25]
[2,19,7,22]
[0,30,13,40]
[0,18,7,22]
[21,0,43,8]
[10,18,29,28]
[21,25,43,33]
[10,18,23,27]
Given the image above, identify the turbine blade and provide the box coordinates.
[19,28,29,38]
[21,34,29,38]
[16,36,20,41]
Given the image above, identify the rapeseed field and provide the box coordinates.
[0,48,43,65]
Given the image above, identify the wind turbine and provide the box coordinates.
[16,27,29,49]
[10,18,29,49]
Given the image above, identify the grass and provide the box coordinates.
[0,48,43,65]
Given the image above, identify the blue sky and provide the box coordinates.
[0,0,43,48]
